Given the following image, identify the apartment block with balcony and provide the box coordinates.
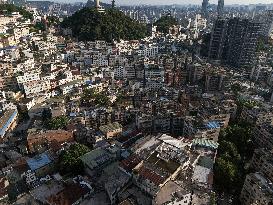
[252,123,273,151]
[251,149,273,182]
[240,172,273,205]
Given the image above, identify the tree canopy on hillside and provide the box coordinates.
[154,15,178,34]
[61,8,147,42]
[0,4,33,20]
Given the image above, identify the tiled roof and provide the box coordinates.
[46,183,90,205]
[119,154,141,172]
[27,130,74,152]
[138,166,165,186]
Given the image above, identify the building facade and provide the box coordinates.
[209,18,262,68]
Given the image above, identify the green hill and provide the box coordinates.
[154,15,178,34]
[61,8,147,42]
[0,4,33,20]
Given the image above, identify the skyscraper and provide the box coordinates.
[94,0,105,12]
[208,18,226,60]
[95,0,100,9]
[217,0,224,17]
[209,18,262,68]
[225,18,261,68]
[202,0,209,19]
[262,10,273,36]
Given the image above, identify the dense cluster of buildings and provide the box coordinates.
[0,0,273,205]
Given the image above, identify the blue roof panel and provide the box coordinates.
[206,121,220,129]
[27,153,52,171]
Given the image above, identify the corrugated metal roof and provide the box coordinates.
[192,138,219,149]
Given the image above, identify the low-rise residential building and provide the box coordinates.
[81,147,116,176]
[0,109,18,138]
[30,178,93,205]
[26,152,54,177]
[105,167,131,204]
[23,80,51,96]
[132,134,190,196]
[99,122,123,139]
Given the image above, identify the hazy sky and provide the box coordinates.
[82,0,272,6]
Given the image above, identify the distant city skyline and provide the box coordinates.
[47,0,273,5]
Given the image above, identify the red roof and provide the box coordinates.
[71,70,80,76]
[46,183,90,205]
[138,166,165,186]
[119,154,141,172]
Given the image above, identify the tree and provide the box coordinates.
[222,123,253,156]
[81,89,111,107]
[94,93,111,107]
[61,8,147,42]
[0,4,33,20]
[17,106,30,122]
[42,108,52,122]
[46,16,59,27]
[82,88,95,103]
[214,157,239,191]
[59,143,90,175]
[215,121,255,195]
[231,83,242,95]
[46,116,69,130]
[236,98,260,110]
[34,21,46,32]
[154,15,178,34]
[210,192,217,205]
[218,140,241,163]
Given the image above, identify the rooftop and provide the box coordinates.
[205,121,220,129]
[46,182,91,205]
[0,109,17,134]
[81,148,114,170]
[192,165,213,188]
[137,165,165,186]
[147,151,180,174]
[26,153,52,171]
[251,172,273,195]
[119,154,142,172]
[30,181,64,204]
[105,168,130,197]
[197,156,214,169]
[154,180,187,205]
[192,138,219,150]
[99,122,123,133]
